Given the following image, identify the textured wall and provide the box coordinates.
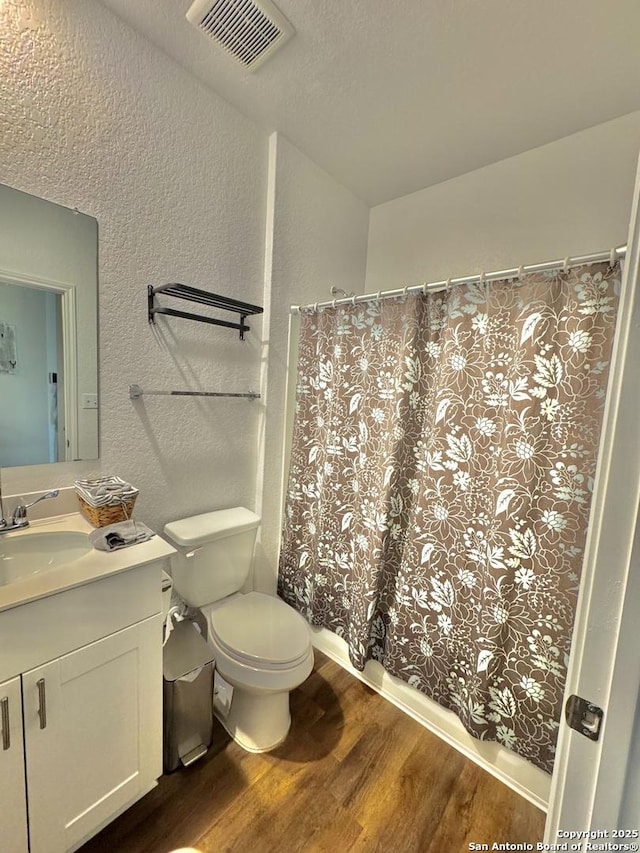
[366,111,640,292]
[0,0,268,530]
[254,133,369,592]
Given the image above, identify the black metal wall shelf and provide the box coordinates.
[148,284,263,340]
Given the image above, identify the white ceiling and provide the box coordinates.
[99,0,640,206]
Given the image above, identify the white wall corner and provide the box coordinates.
[253,132,370,596]
[252,131,279,594]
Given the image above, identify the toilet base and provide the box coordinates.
[215,686,292,753]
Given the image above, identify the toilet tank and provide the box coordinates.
[163,507,260,607]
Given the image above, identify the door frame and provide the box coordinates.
[545,153,640,836]
[0,269,78,462]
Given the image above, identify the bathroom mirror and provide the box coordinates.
[0,184,98,466]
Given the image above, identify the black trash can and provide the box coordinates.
[163,619,215,772]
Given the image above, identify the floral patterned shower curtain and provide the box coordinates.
[279,262,620,773]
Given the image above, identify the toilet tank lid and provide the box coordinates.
[164,507,260,547]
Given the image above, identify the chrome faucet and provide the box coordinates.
[10,490,60,529]
[0,479,60,535]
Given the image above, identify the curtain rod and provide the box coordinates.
[290,245,627,314]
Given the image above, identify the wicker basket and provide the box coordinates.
[76,493,137,528]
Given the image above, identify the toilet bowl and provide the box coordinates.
[203,592,313,751]
[163,508,314,753]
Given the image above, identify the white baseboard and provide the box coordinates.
[310,626,551,812]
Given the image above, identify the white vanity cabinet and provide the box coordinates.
[24,616,161,853]
[0,556,167,853]
[0,675,29,853]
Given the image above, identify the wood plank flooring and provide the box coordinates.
[79,651,546,853]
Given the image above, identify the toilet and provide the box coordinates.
[163,507,314,753]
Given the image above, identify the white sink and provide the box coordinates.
[0,530,92,586]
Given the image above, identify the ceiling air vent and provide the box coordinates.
[186,0,295,71]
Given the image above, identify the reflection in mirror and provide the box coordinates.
[0,282,65,464]
[0,185,98,466]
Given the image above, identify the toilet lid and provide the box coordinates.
[210,592,311,668]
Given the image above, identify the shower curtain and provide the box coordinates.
[279,261,620,773]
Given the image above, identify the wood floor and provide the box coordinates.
[79,651,546,853]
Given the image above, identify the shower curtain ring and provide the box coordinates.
[517,265,524,280]
[422,281,429,295]
[610,247,617,266]
[403,286,410,298]
[332,299,337,309]
[479,271,486,285]
[377,291,382,302]
[562,257,570,273]
[313,302,319,312]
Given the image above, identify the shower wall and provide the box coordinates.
[366,111,640,293]
[302,112,640,810]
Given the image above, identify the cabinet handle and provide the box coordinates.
[1,696,9,750]
[37,678,47,730]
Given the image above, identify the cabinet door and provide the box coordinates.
[23,615,162,853]
[0,676,29,853]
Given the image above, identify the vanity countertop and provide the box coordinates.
[0,512,175,614]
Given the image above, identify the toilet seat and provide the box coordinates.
[208,591,311,671]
